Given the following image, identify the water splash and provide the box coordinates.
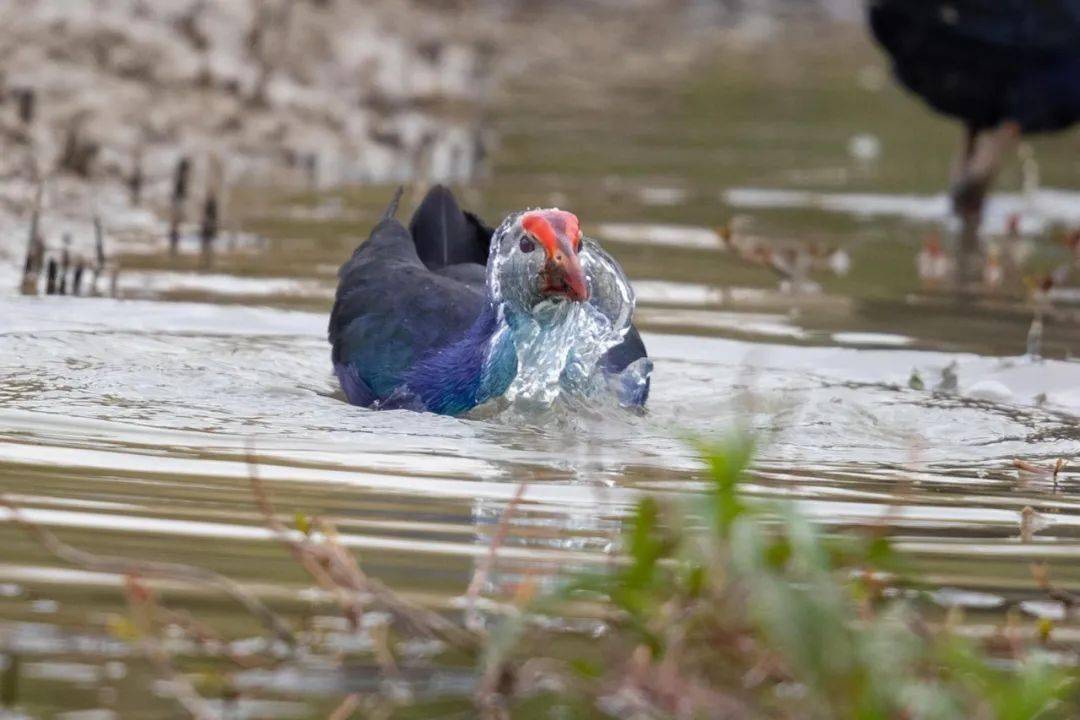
[502,238,639,409]
[504,300,621,407]
[581,237,634,334]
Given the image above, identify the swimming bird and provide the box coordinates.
[869,2,1080,266]
[329,186,650,415]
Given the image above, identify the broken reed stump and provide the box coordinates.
[40,246,109,298]
[92,214,106,292]
[20,183,46,295]
[199,193,218,268]
[44,237,77,297]
[45,258,57,295]
[169,156,191,255]
[58,120,100,178]
[72,263,84,296]
[17,179,118,299]
[25,209,115,298]
[58,234,71,295]
[128,148,144,207]
[16,88,34,125]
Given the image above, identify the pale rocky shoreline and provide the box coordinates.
[0,0,856,297]
[0,0,505,293]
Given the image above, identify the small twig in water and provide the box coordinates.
[1013,458,1066,492]
[1013,458,1058,476]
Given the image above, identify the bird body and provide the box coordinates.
[869,1,1080,279]
[329,186,650,415]
[869,1,1080,133]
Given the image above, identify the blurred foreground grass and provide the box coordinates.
[494,437,1077,718]
[3,438,1076,719]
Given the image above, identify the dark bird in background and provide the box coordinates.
[869,1,1080,274]
[329,186,650,416]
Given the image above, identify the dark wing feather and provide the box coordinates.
[409,185,492,270]
[869,0,1080,132]
[434,262,487,288]
[603,325,647,375]
[329,192,485,402]
[601,325,651,407]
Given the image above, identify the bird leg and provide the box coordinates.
[950,121,1020,284]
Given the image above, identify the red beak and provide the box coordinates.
[541,249,589,301]
[522,210,590,302]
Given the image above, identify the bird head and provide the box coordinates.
[486,207,638,406]
[489,209,590,312]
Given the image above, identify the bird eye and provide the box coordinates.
[519,236,536,253]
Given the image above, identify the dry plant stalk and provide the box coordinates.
[1013,458,1066,476]
[0,495,296,646]
[464,482,528,632]
[327,692,362,720]
[244,446,478,652]
[92,213,107,292]
[123,575,220,720]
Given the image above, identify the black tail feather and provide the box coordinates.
[409,185,490,270]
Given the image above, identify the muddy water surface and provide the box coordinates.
[1,32,1080,717]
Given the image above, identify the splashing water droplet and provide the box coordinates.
[503,238,637,409]
[505,300,621,407]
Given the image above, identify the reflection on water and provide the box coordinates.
[0,27,1079,719]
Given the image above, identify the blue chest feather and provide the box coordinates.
[336,301,649,415]
[400,303,517,415]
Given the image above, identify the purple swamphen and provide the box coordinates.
[329,186,651,415]
[869,1,1080,263]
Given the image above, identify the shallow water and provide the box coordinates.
[1,29,1080,717]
